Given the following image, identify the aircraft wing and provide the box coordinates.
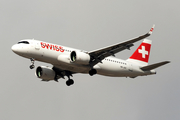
[89,25,155,67]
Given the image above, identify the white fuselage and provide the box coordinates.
[11,39,155,78]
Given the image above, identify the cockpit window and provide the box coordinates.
[18,41,29,44]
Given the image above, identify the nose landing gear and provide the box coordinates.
[30,58,35,69]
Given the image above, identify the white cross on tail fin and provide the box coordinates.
[127,39,152,66]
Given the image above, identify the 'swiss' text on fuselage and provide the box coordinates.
[41,42,64,52]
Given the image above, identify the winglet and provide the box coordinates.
[148,24,155,35]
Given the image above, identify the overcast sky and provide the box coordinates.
[0,0,179,120]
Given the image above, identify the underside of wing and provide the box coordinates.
[52,66,76,79]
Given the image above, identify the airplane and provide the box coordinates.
[11,25,170,86]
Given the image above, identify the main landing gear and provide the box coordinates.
[65,72,74,86]
[89,69,97,76]
[29,58,35,69]
[53,67,74,86]
[66,79,74,86]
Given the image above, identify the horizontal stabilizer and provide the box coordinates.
[140,61,170,71]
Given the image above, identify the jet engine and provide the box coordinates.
[70,51,90,65]
[35,66,56,81]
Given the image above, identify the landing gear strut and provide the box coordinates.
[29,58,35,69]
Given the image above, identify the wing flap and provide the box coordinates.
[140,61,170,71]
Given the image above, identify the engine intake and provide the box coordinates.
[36,66,56,81]
[70,51,90,65]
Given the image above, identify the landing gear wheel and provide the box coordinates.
[89,69,97,76]
[29,58,35,69]
[66,79,74,86]
[30,65,35,69]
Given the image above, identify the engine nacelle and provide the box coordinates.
[35,66,56,81]
[70,51,90,65]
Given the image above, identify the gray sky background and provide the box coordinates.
[0,0,179,120]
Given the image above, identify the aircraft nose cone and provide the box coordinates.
[11,44,19,53]
[11,45,16,52]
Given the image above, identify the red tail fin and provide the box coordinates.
[127,39,152,66]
